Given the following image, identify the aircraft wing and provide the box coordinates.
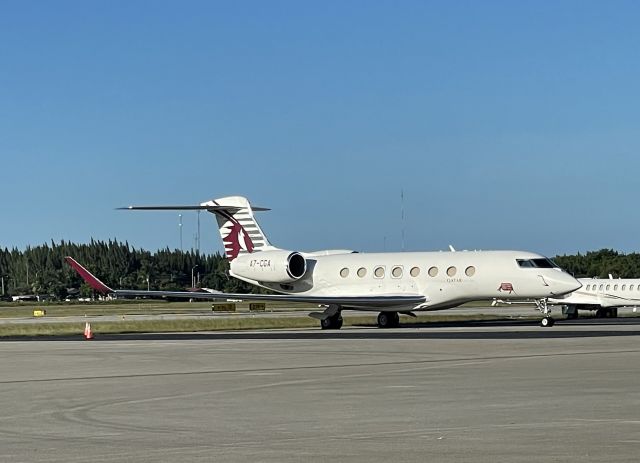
[65,257,427,309]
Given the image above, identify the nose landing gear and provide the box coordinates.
[536,298,555,327]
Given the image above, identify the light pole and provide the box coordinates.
[197,210,201,254]
[191,265,199,289]
[179,214,183,252]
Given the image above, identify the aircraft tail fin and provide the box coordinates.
[201,196,273,260]
[119,196,272,261]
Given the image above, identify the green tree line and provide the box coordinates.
[553,248,640,279]
[0,240,256,298]
[1,242,640,299]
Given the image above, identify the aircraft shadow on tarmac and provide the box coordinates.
[7,318,640,342]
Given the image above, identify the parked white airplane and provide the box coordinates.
[549,276,640,318]
[66,196,581,329]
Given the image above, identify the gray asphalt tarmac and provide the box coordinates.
[1,319,640,462]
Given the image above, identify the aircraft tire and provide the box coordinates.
[377,312,390,328]
[540,317,554,327]
[321,314,343,330]
[377,311,399,328]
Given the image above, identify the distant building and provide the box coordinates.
[11,294,53,302]
[12,295,37,302]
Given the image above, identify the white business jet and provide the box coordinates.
[549,275,640,318]
[66,196,581,329]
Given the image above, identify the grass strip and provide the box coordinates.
[0,314,525,338]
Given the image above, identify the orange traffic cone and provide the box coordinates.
[84,321,94,340]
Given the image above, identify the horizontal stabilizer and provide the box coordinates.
[117,205,270,212]
[118,196,273,261]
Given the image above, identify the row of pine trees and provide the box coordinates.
[1,241,640,299]
[0,240,254,298]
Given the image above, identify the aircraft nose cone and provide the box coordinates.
[548,272,581,296]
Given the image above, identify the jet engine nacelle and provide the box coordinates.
[230,250,307,283]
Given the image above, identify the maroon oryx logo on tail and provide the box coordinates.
[219,211,254,260]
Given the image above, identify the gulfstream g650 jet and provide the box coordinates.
[66,196,581,329]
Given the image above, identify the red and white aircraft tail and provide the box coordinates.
[201,196,272,260]
[119,195,272,260]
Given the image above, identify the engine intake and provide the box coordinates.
[230,250,307,283]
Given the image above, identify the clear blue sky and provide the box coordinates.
[2,1,640,257]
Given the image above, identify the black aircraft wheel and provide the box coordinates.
[321,314,343,330]
[540,317,555,327]
[378,312,399,328]
[377,312,390,328]
[321,318,333,330]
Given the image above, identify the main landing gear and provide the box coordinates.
[377,311,400,328]
[310,304,343,330]
[536,298,555,327]
[310,306,403,330]
[320,313,343,330]
[595,307,618,318]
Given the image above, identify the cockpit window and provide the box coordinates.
[517,259,536,268]
[517,258,559,269]
[532,258,557,268]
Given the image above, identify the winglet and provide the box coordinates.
[65,257,113,294]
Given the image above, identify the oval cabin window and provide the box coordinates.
[465,266,476,277]
[392,266,403,278]
[374,266,385,278]
[428,266,438,277]
[447,266,457,277]
[357,267,367,278]
[410,267,420,277]
[340,268,349,278]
